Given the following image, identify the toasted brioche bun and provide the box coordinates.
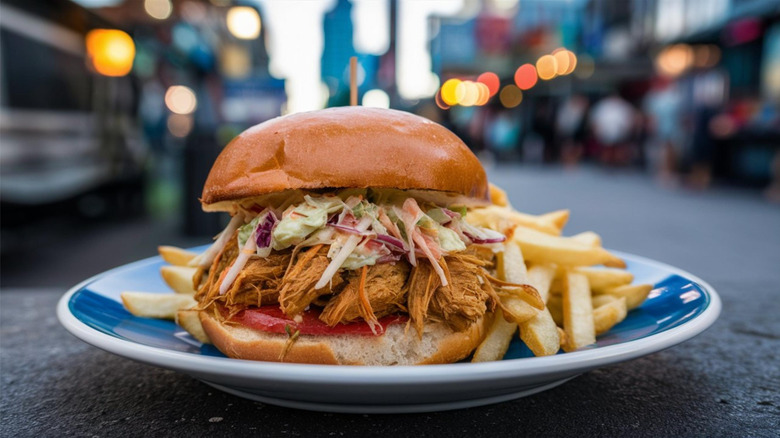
[201,107,488,211]
[200,310,492,366]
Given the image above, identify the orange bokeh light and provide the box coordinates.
[86,29,135,77]
[475,82,490,105]
[457,81,480,106]
[536,54,558,80]
[477,72,500,96]
[435,90,451,110]
[553,49,571,76]
[514,64,537,90]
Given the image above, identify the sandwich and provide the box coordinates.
[190,107,522,365]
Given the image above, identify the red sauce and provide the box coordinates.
[227,305,407,336]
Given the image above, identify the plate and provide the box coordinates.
[57,248,720,413]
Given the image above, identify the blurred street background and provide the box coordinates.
[1,0,779,288]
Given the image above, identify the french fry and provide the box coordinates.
[158,246,198,266]
[519,308,560,356]
[593,297,627,335]
[496,245,539,324]
[539,210,570,230]
[574,267,634,292]
[599,283,652,310]
[488,183,510,207]
[500,242,544,312]
[176,309,212,344]
[512,226,625,267]
[121,292,196,319]
[160,266,199,295]
[527,264,556,303]
[547,294,563,326]
[467,206,564,236]
[592,294,620,308]
[472,315,517,362]
[562,271,595,351]
[557,327,567,348]
[570,231,602,248]
[504,243,560,356]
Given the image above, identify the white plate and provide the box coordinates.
[58,250,720,413]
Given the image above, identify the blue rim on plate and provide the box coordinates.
[57,248,720,412]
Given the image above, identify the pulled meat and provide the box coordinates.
[196,234,291,317]
[429,254,498,332]
[278,245,344,316]
[406,260,441,336]
[320,262,410,326]
[196,237,499,332]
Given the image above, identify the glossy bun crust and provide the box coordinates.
[201,107,488,207]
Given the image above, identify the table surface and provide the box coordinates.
[2,166,779,437]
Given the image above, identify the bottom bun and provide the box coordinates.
[200,311,492,366]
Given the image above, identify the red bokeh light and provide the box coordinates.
[514,64,538,90]
[477,72,500,96]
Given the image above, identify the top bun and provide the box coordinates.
[201,107,488,209]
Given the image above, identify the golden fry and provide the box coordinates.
[512,226,625,267]
[176,309,212,344]
[574,267,634,292]
[467,206,564,236]
[599,283,652,310]
[472,315,517,362]
[121,292,196,319]
[562,271,595,351]
[158,246,198,266]
[570,231,601,248]
[593,297,628,335]
[160,266,199,295]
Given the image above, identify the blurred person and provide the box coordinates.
[531,98,557,162]
[485,109,522,161]
[555,95,590,167]
[589,93,637,166]
[643,79,683,184]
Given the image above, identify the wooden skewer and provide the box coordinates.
[349,56,358,106]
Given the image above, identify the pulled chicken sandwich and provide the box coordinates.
[191,107,526,365]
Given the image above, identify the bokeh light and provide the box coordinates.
[167,114,193,138]
[164,85,198,115]
[86,29,135,77]
[440,78,463,106]
[514,64,537,90]
[563,51,578,75]
[477,72,500,96]
[536,55,558,80]
[552,49,570,76]
[499,84,522,108]
[144,0,172,20]
[457,81,480,106]
[435,91,451,110]
[226,6,261,40]
[475,82,490,106]
[362,89,390,108]
[656,44,693,77]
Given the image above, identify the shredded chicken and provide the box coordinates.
[195,236,505,333]
[278,245,345,316]
[406,260,442,336]
[196,234,291,317]
[429,254,497,332]
[320,262,410,326]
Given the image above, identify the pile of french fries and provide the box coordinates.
[121,246,211,344]
[468,187,652,361]
[122,185,652,360]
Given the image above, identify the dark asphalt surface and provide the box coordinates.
[2,165,779,437]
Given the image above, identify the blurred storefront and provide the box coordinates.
[2,0,778,252]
